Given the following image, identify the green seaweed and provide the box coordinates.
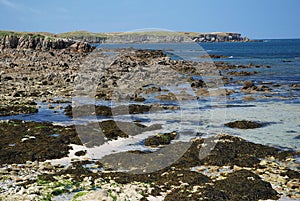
[72,191,88,200]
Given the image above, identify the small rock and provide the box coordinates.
[225,120,265,129]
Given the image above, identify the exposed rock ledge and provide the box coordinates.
[0,34,94,53]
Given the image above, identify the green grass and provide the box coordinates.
[57,30,107,39]
[0,30,56,40]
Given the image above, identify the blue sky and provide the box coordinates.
[0,0,299,39]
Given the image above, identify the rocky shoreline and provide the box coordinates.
[0,33,299,201]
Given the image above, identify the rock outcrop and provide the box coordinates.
[0,34,94,52]
[192,32,250,42]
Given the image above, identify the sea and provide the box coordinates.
[1,39,300,157]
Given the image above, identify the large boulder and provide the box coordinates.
[70,41,95,53]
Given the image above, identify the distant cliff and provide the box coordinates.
[0,30,252,46]
[103,32,250,43]
[191,32,250,42]
[57,31,251,44]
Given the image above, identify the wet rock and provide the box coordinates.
[138,86,162,94]
[199,135,296,167]
[208,54,229,59]
[102,168,211,191]
[242,80,255,89]
[65,104,174,117]
[164,185,228,201]
[241,80,271,92]
[196,88,228,97]
[131,95,145,102]
[256,85,271,91]
[144,131,178,147]
[64,104,112,117]
[215,62,251,70]
[77,120,162,147]
[196,88,210,96]
[225,120,264,129]
[227,71,257,76]
[214,169,279,201]
[190,78,206,88]
[290,83,300,88]
[0,120,81,164]
[0,105,38,116]
[100,120,161,140]
[155,92,177,101]
[75,150,87,157]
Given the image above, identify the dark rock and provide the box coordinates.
[199,135,296,167]
[227,71,257,76]
[0,120,81,164]
[77,120,161,147]
[280,169,300,179]
[74,150,87,156]
[208,54,229,59]
[65,104,175,117]
[190,79,206,88]
[214,169,279,201]
[144,131,178,147]
[225,120,264,129]
[99,120,161,140]
[164,185,228,201]
[0,105,38,116]
[138,86,162,94]
[131,95,146,102]
[65,104,112,117]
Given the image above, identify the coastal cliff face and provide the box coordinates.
[104,34,190,43]
[191,32,250,42]
[0,35,95,53]
[57,31,250,44]
[93,32,250,43]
